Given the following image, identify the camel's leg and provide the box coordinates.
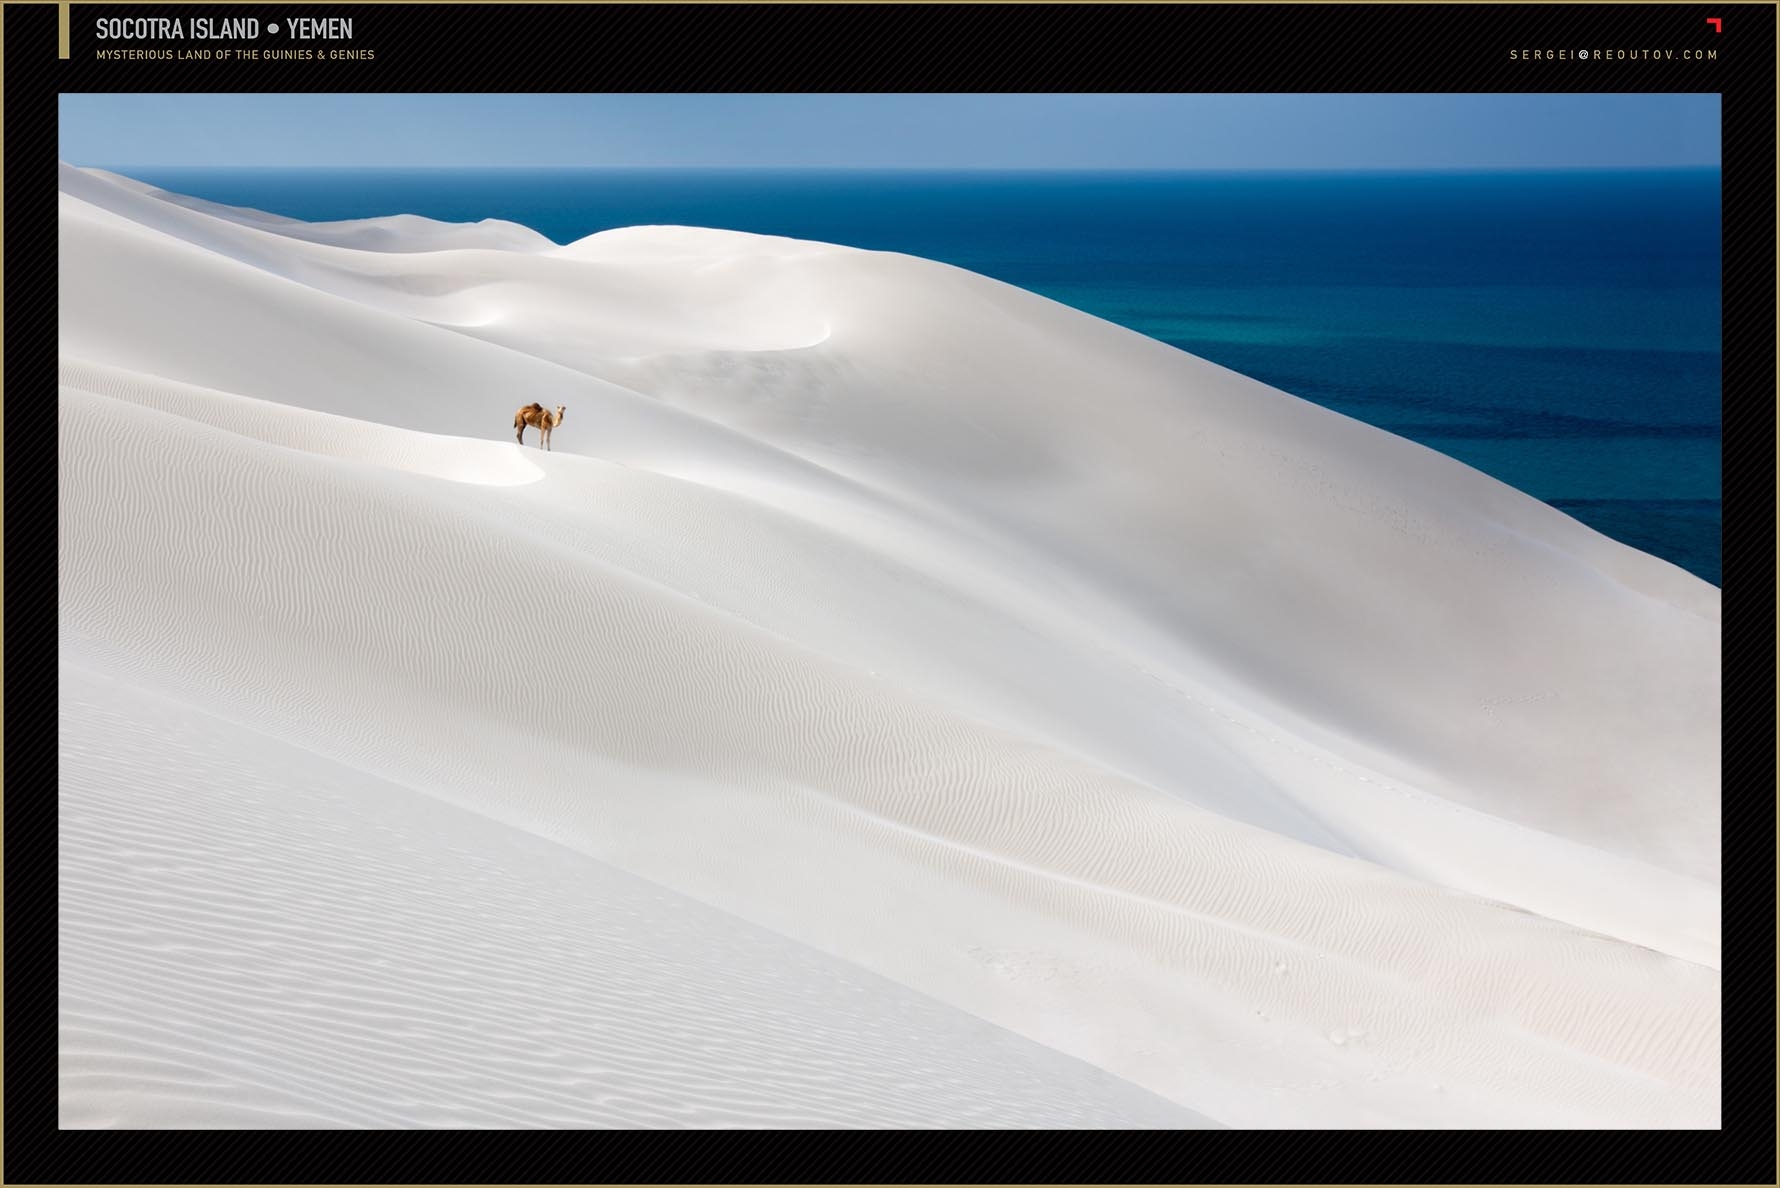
[516,424,525,445]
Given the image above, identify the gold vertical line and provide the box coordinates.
[59,0,71,59]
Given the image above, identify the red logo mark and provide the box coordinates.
[1705,17,1721,32]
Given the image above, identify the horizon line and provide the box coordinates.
[78,162,1724,174]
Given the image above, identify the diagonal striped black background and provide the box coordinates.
[11,0,1776,1176]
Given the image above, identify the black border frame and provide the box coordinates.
[10,1,1776,1178]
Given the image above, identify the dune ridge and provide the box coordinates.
[59,163,1720,1128]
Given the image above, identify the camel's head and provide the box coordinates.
[555,404,567,419]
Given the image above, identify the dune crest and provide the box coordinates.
[59,164,1719,1128]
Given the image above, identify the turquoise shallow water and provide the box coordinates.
[123,167,1722,584]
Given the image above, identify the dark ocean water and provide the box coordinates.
[124,167,1722,584]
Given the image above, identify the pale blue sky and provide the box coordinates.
[59,93,1721,170]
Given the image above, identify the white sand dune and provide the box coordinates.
[58,162,1720,1128]
[61,662,1207,1129]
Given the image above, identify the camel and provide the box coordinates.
[513,402,566,449]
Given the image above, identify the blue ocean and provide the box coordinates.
[126,168,1722,584]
